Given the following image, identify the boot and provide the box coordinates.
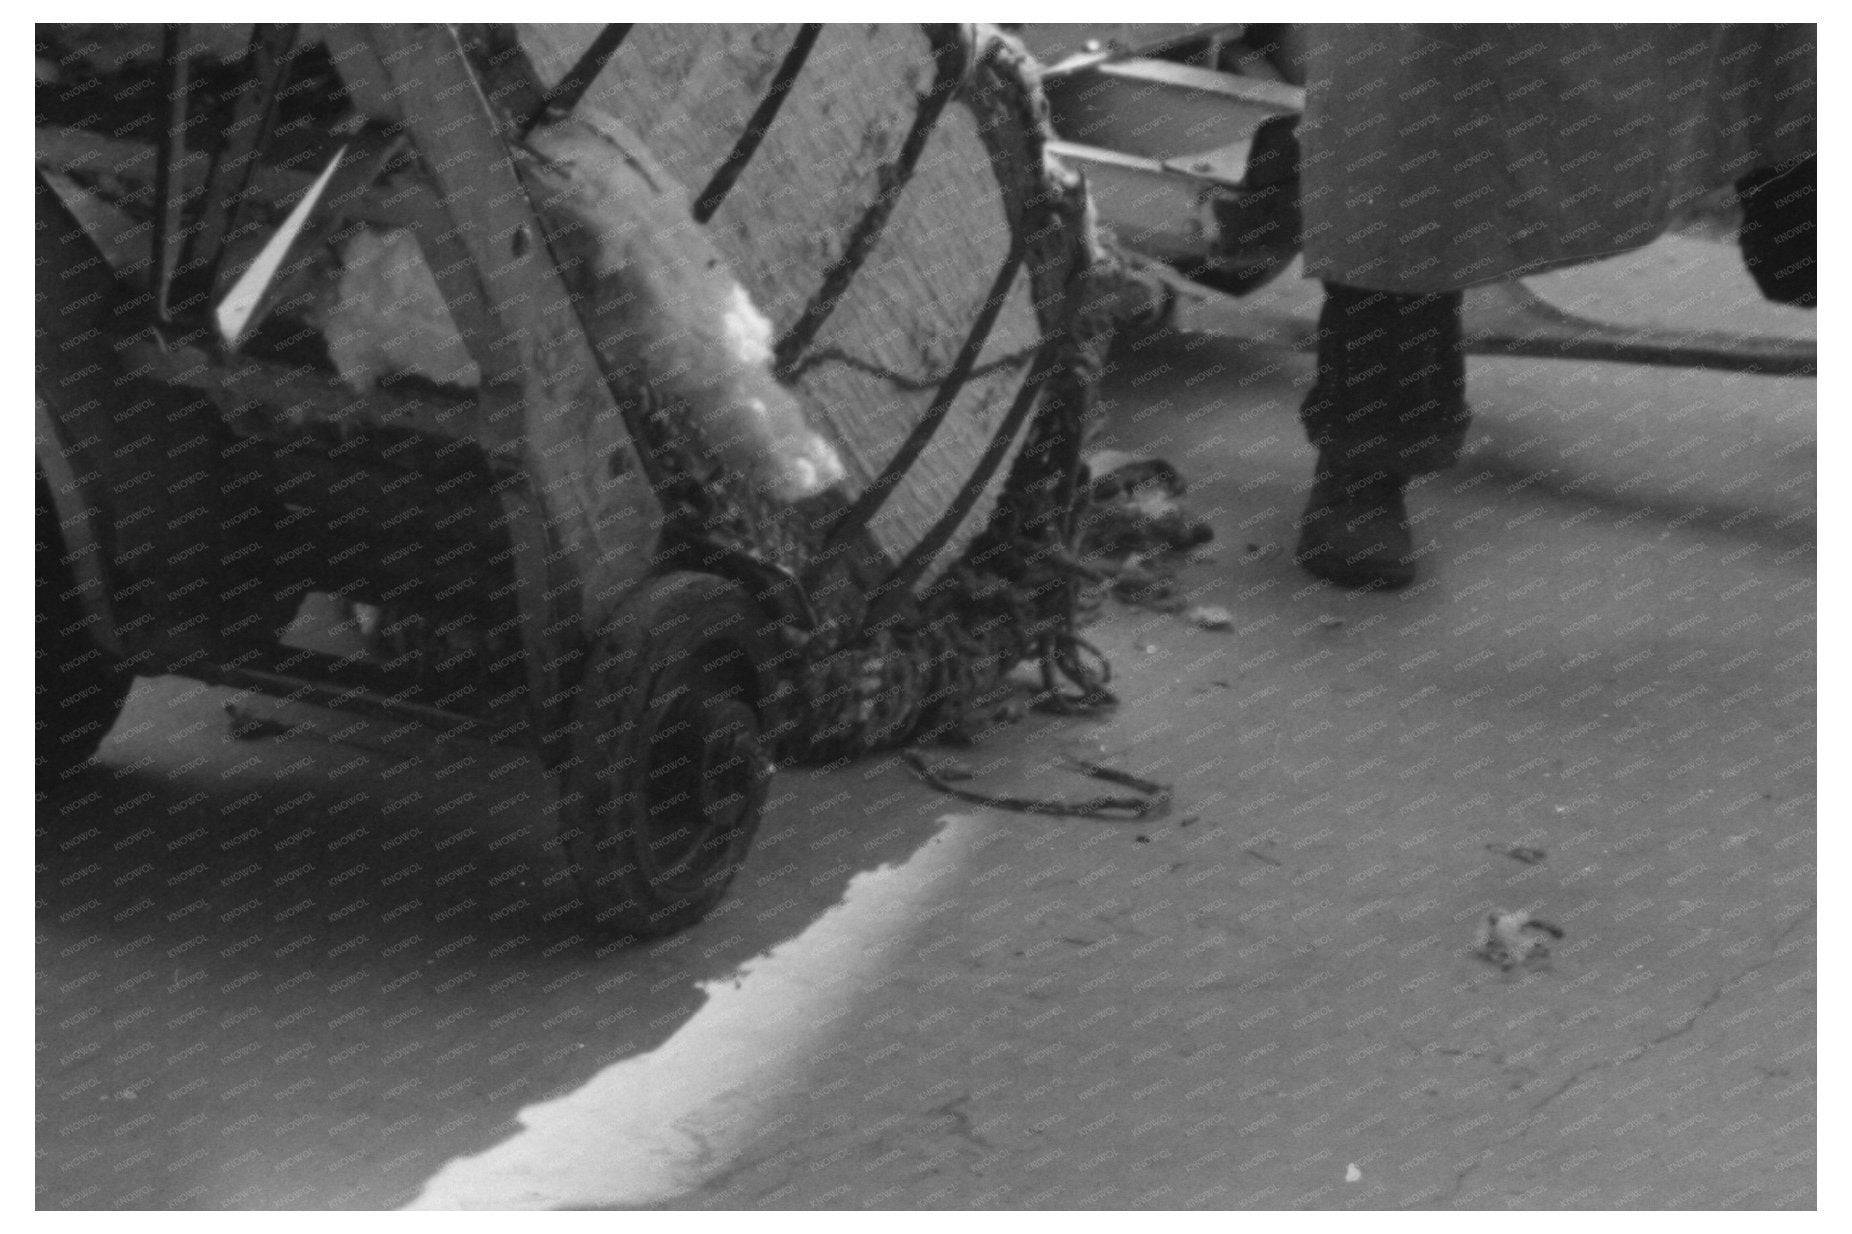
[1294,465,1416,590]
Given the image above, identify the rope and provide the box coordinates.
[901,750,1170,820]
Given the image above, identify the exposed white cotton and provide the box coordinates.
[522,112,847,504]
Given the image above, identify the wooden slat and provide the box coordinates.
[34,124,431,231]
[1015,24,1240,66]
[1045,141,1230,265]
[188,24,301,314]
[1042,58,1301,161]
[332,24,662,653]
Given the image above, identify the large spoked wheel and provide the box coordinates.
[36,470,133,789]
[559,572,776,941]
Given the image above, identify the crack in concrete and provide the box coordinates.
[927,1094,996,1153]
[1413,903,1814,1208]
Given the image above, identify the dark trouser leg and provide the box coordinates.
[1294,283,1466,589]
[1736,155,1816,308]
[1300,283,1468,480]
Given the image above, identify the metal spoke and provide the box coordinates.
[692,23,822,223]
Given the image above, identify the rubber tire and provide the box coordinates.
[558,572,776,942]
[37,471,133,787]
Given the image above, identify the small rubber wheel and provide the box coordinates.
[37,470,133,788]
[558,572,776,941]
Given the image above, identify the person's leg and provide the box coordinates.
[1736,155,1815,308]
[1295,283,1468,589]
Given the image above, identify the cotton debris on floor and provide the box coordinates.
[1076,452,1217,619]
[1184,604,1234,630]
[1474,910,1565,971]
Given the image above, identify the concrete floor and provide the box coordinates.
[36,232,1814,1209]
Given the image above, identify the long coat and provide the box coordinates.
[1296,24,1816,292]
